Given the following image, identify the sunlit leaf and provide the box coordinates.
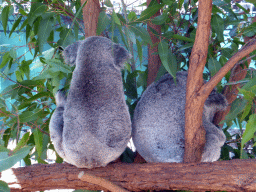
[242,114,256,147]
[1,6,10,35]
[208,57,222,76]
[0,146,32,172]
[0,181,10,192]
[96,12,111,35]
[158,40,177,81]
[38,18,54,53]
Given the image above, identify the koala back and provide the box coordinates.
[60,37,132,168]
[132,71,227,163]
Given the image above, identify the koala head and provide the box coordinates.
[63,37,130,70]
[62,41,81,66]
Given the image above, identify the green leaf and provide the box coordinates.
[242,75,256,91]
[27,3,47,26]
[38,18,54,53]
[13,132,31,153]
[208,57,222,76]
[47,58,73,73]
[0,181,10,192]
[240,103,252,121]
[128,11,137,22]
[112,11,121,25]
[9,16,23,38]
[224,99,248,123]
[58,28,75,48]
[172,34,194,43]
[0,146,32,172]
[33,128,43,157]
[152,12,168,25]
[15,70,23,82]
[0,52,10,69]
[19,111,40,123]
[136,39,143,64]
[158,40,177,80]
[136,2,163,22]
[212,14,224,42]
[1,6,10,35]
[239,88,255,102]
[241,114,256,147]
[125,27,136,44]
[235,3,250,14]
[128,25,152,45]
[104,0,113,7]
[96,12,111,35]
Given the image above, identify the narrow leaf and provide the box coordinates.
[38,18,54,53]
[241,114,256,147]
[2,6,10,35]
[0,146,32,172]
[9,16,23,37]
[158,40,177,80]
[96,12,111,35]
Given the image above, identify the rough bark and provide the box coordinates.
[184,0,212,163]
[3,160,256,192]
[82,0,101,37]
[184,1,256,163]
[146,0,162,86]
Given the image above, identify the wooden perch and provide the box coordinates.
[3,160,256,192]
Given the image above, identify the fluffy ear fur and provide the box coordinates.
[49,36,131,168]
[113,44,131,68]
[62,41,81,66]
[132,71,227,163]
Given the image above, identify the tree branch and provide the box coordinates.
[202,38,256,97]
[184,0,212,163]
[146,0,162,86]
[3,160,256,191]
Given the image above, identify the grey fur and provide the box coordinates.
[49,36,132,168]
[132,71,227,163]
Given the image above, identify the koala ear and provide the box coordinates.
[113,44,130,68]
[63,41,81,66]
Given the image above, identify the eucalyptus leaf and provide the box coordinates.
[211,14,224,42]
[0,181,10,192]
[0,146,32,172]
[208,57,222,76]
[38,18,54,53]
[96,12,111,35]
[158,40,177,81]
[1,6,10,35]
[241,114,256,147]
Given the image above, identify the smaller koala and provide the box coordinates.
[132,71,227,163]
[49,36,132,168]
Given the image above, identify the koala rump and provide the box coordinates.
[49,36,132,168]
[132,71,227,163]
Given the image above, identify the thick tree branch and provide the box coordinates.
[184,0,212,163]
[3,160,256,191]
[82,0,101,37]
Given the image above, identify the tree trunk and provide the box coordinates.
[146,0,162,85]
[82,0,101,37]
[3,160,256,192]
[183,0,212,163]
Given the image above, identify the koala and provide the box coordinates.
[49,36,132,168]
[132,71,227,163]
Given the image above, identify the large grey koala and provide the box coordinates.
[49,36,132,168]
[132,71,227,163]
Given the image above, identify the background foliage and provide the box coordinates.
[1,0,256,191]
